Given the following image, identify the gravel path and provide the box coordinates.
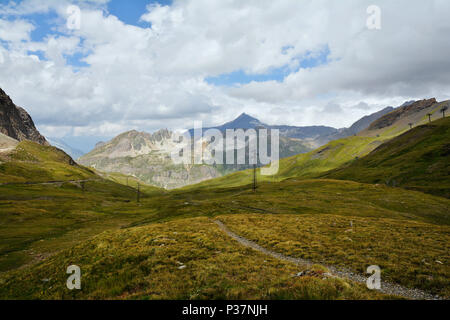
[214,219,442,300]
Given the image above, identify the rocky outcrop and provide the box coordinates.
[368,98,437,130]
[0,88,49,146]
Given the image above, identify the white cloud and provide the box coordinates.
[0,19,35,42]
[0,0,449,144]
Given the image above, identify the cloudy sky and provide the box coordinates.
[0,0,449,151]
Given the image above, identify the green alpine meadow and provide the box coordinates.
[0,1,449,310]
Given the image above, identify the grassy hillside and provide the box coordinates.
[98,171,164,195]
[1,173,449,298]
[0,141,161,272]
[0,217,392,300]
[323,117,450,198]
[1,117,449,300]
[221,214,449,297]
[0,178,161,272]
[186,131,401,191]
[0,141,95,183]
[186,101,447,192]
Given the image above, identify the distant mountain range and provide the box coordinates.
[2,85,445,190]
[79,106,409,189]
[190,112,337,143]
[195,98,449,191]
[46,137,85,160]
[189,108,399,147]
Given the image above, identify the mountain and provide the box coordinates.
[78,129,222,189]
[195,109,400,149]
[0,88,48,146]
[316,106,396,144]
[0,87,96,183]
[79,106,412,189]
[216,112,267,130]
[367,98,437,131]
[285,98,448,181]
[192,112,338,143]
[323,117,450,198]
[84,129,175,159]
[189,99,449,190]
[79,113,319,189]
[346,106,395,135]
[197,113,317,171]
[47,137,84,160]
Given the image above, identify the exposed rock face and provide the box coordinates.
[79,120,316,189]
[0,88,49,146]
[369,98,437,130]
[79,129,222,189]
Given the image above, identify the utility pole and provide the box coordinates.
[253,164,257,192]
[126,177,128,186]
[427,113,432,123]
[137,183,140,203]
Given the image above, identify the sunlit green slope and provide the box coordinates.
[323,117,450,198]
[0,141,95,183]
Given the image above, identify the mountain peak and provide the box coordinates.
[235,112,257,120]
[218,112,267,130]
[237,112,250,118]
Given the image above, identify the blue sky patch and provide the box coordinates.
[107,0,172,26]
[65,50,90,69]
[27,50,45,60]
[28,11,63,42]
[206,45,331,86]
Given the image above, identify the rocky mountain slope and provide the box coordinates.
[0,88,48,146]
[368,98,437,130]
[78,129,222,189]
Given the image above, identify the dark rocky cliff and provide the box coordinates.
[0,88,49,145]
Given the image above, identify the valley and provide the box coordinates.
[0,87,449,300]
[77,109,397,189]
